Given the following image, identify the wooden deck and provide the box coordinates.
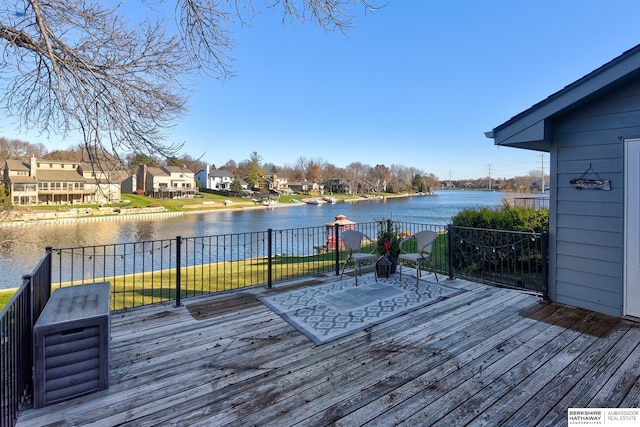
[17,274,640,426]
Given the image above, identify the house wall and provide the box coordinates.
[550,80,640,316]
[121,175,136,194]
[194,168,208,189]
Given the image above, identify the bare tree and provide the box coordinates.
[0,137,47,161]
[345,161,370,194]
[368,163,390,193]
[220,159,237,173]
[0,1,379,170]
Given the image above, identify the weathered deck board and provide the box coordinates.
[16,275,640,427]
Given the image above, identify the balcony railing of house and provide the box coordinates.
[511,196,550,210]
[0,221,548,426]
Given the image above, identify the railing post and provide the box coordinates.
[175,235,182,307]
[541,231,549,301]
[44,246,52,303]
[334,223,341,276]
[23,273,34,326]
[267,229,273,289]
[447,224,454,280]
[22,273,34,413]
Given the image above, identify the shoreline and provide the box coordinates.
[0,193,419,228]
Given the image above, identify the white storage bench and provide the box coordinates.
[33,282,111,408]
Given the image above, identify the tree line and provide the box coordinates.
[1,137,550,194]
[1,138,441,194]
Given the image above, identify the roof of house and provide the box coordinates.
[163,165,193,174]
[7,175,37,184]
[5,159,29,171]
[36,169,86,182]
[209,169,235,178]
[487,43,640,151]
[146,167,169,177]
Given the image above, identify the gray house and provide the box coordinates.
[486,44,640,318]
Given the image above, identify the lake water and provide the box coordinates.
[0,190,505,289]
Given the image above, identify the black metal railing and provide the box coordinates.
[1,221,548,425]
[511,197,549,210]
[448,225,548,295]
[1,249,52,427]
[48,222,385,308]
[47,221,547,311]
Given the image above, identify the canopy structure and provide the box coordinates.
[325,214,356,250]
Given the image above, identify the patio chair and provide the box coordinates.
[340,229,378,285]
[398,230,439,286]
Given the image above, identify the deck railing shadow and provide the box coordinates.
[0,221,547,426]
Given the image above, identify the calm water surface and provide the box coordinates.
[0,190,505,289]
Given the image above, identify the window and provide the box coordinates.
[14,183,36,192]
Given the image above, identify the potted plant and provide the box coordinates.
[376,220,401,274]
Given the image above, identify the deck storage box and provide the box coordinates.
[33,282,110,408]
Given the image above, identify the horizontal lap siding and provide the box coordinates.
[552,82,640,316]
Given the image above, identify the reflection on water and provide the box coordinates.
[0,190,505,288]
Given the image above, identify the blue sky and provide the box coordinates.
[2,1,640,180]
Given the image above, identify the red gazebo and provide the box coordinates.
[325,214,356,250]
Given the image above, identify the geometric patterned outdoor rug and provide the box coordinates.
[258,274,467,345]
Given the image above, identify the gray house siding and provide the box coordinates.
[488,45,640,318]
[548,79,640,316]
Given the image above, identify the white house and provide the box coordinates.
[195,165,248,191]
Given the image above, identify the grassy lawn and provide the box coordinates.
[119,192,367,211]
[54,251,342,311]
[9,191,384,218]
[1,252,339,312]
[0,288,16,311]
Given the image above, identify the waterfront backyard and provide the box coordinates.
[16,272,640,426]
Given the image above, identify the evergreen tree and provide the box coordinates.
[246,151,265,190]
[230,174,244,196]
